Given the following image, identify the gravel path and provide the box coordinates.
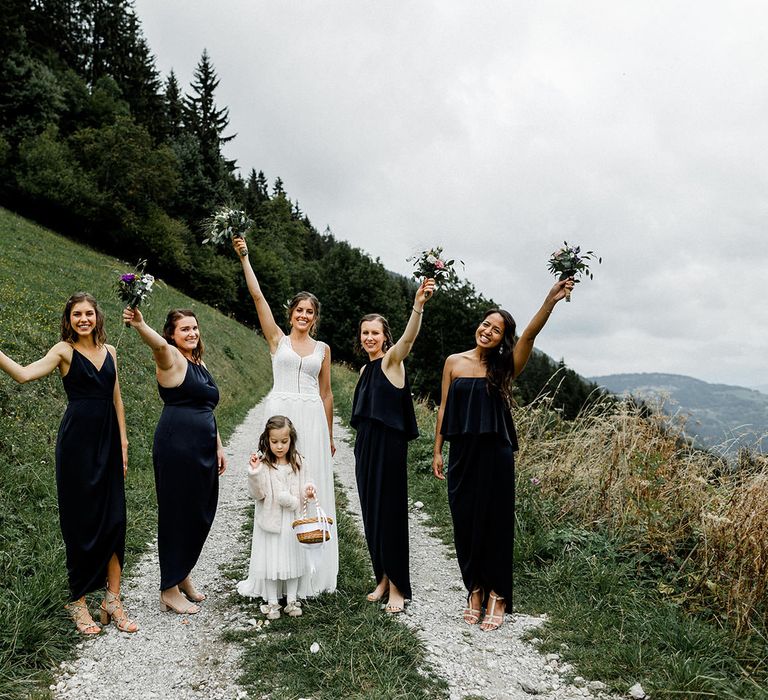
[53,403,618,700]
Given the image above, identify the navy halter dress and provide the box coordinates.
[153,360,220,590]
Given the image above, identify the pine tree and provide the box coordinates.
[75,0,162,136]
[164,70,184,140]
[256,170,269,200]
[272,176,284,197]
[183,49,235,182]
[23,0,85,70]
[118,12,163,138]
[243,168,269,212]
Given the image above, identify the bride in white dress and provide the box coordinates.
[233,237,338,597]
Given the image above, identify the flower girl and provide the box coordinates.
[237,415,315,619]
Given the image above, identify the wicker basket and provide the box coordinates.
[292,498,334,544]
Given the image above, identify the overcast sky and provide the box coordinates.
[133,0,768,388]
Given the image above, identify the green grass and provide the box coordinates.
[405,400,768,700]
[0,208,273,698]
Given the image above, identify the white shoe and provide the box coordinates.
[260,602,281,620]
[284,601,303,617]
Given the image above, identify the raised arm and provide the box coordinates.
[0,342,70,383]
[108,345,129,477]
[122,307,186,385]
[432,354,456,480]
[318,344,336,457]
[385,278,435,369]
[233,238,283,352]
[512,278,573,379]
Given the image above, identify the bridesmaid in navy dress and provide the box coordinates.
[124,306,226,615]
[432,278,573,632]
[0,292,137,634]
[351,278,434,614]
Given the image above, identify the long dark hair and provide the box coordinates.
[286,291,321,337]
[60,292,106,346]
[162,309,204,363]
[356,313,395,356]
[480,308,516,406]
[258,415,302,473]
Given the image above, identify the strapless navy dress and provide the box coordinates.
[441,377,518,604]
[153,361,220,590]
[56,348,125,600]
[351,358,419,599]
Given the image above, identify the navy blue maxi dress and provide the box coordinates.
[56,348,126,600]
[153,360,220,590]
[441,377,518,604]
[351,358,419,599]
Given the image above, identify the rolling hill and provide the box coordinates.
[590,372,768,455]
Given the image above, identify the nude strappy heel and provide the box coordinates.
[480,592,505,632]
[65,600,101,635]
[100,589,139,633]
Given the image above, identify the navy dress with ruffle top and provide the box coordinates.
[441,376,518,604]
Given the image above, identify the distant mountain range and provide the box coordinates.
[590,373,768,455]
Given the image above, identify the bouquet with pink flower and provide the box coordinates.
[407,246,462,289]
[202,206,252,256]
[547,242,601,302]
[116,260,155,326]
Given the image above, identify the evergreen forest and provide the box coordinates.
[0,0,597,412]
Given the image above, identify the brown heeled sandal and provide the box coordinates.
[100,589,138,633]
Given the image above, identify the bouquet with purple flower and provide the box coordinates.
[202,206,252,256]
[117,261,155,325]
[547,242,601,302]
[407,247,462,291]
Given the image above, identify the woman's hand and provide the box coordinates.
[330,437,336,457]
[416,277,436,305]
[432,452,445,480]
[304,483,316,500]
[232,237,248,257]
[122,306,144,327]
[548,277,575,304]
[217,447,227,475]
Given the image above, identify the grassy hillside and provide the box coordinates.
[0,208,274,697]
[592,372,768,455]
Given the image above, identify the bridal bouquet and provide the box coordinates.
[407,246,462,286]
[547,242,601,302]
[202,206,252,256]
[116,261,155,325]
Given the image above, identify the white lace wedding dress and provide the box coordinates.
[237,335,339,599]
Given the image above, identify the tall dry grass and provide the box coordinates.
[514,394,768,635]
